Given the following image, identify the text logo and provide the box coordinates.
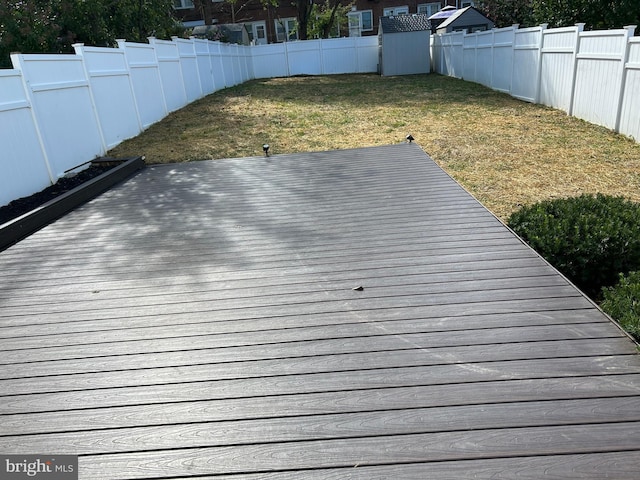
[1,456,77,480]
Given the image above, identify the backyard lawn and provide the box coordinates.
[108,73,640,220]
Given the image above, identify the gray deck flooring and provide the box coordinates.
[1,143,639,479]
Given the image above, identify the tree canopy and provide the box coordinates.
[1,0,181,68]
[476,0,534,28]
[478,0,640,30]
[307,0,351,39]
[531,0,640,30]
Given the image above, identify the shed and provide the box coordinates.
[433,6,495,34]
[378,14,431,76]
[192,23,251,45]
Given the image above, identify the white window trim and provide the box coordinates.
[247,21,267,45]
[383,6,409,17]
[347,10,373,35]
[275,17,298,42]
[173,0,194,9]
[417,3,441,17]
[360,10,373,31]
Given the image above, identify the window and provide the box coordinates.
[347,10,373,37]
[172,0,194,9]
[461,1,474,7]
[383,6,409,16]
[246,21,267,45]
[361,11,373,31]
[417,3,441,17]
[275,18,297,42]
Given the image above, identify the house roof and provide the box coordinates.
[436,6,492,30]
[380,14,431,34]
[428,8,458,21]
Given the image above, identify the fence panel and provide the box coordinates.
[619,38,640,141]
[174,37,203,102]
[252,43,289,79]
[74,44,142,149]
[462,33,477,82]
[10,53,104,178]
[356,36,379,73]
[572,28,633,130]
[475,30,494,87]
[207,42,227,90]
[512,25,545,102]
[539,25,582,111]
[117,40,167,129]
[440,32,464,78]
[288,40,323,76]
[322,38,358,74]
[0,70,52,207]
[149,37,188,112]
[491,26,516,93]
[230,44,243,85]
[193,38,215,95]
[218,43,237,87]
[241,45,254,81]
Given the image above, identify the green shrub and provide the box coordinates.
[601,271,640,341]
[507,194,640,299]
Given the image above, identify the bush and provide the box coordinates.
[507,194,640,299]
[601,271,640,341]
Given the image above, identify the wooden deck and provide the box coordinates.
[1,143,639,479]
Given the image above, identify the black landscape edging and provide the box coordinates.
[0,156,145,252]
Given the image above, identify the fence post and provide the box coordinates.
[534,24,548,104]
[439,34,444,75]
[567,23,585,116]
[284,41,291,77]
[509,24,519,96]
[319,38,325,75]
[614,26,636,133]
[440,34,445,75]
[490,28,495,89]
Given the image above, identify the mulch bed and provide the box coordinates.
[0,165,115,225]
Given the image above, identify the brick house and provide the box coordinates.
[172,0,475,45]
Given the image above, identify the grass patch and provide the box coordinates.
[108,74,640,220]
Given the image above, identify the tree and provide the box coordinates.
[308,0,351,39]
[296,0,350,40]
[1,0,180,68]
[531,0,640,30]
[477,0,535,28]
[296,0,313,40]
[0,1,59,67]
[193,0,215,25]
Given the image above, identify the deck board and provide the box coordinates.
[1,143,639,478]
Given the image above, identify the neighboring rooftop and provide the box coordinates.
[380,14,431,34]
[0,144,639,478]
[428,5,459,20]
[435,6,495,32]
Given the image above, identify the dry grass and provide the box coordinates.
[108,74,640,220]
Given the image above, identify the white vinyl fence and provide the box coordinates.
[3,27,637,209]
[0,36,377,208]
[252,37,378,78]
[432,24,639,142]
